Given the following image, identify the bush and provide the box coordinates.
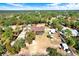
[1,27,13,45]
[5,41,15,55]
[26,31,35,44]
[56,25,63,31]
[0,44,5,55]
[13,39,26,53]
[66,37,76,47]
[46,47,62,56]
[75,21,79,29]
[76,50,79,55]
[63,29,72,38]
[74,41,79,50]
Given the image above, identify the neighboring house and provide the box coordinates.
[61,26,79,37]
[32,26,45,35]
[71,29,78,36]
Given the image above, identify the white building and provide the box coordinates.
[61,43,68,50]
[60,43,71,53]
[71,29,78,36]
[61,26,79,37]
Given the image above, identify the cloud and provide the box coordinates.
[0,3,79,10]
[46,3,79,10]
[6,3,24,7]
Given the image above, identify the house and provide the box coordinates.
[61,26,79,37]
[71,29,78,37]
[32,26,45,35]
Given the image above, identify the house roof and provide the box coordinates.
[62,26,79,36]
[62,43,68,50]
[32,26,45,32]
[71,29,78,36]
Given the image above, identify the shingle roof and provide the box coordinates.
[32,26,45,32]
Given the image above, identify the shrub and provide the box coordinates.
[63,29,72,38]
[26,31,35,44]
[0,44,5,55]
[66,37,76,47]
[13,39,26,53]
[46,47,62,56]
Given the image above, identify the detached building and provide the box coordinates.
[61,26,79,37]
[60,43,70,53]
[32,26,45,35]
[71,29,78,37]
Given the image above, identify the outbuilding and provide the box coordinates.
[71,29,78,36]
[32,26,45,35]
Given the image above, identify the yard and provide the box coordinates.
[25,26,63,55]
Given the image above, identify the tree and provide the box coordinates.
[5,39,15,55]
[74,41,79,50]
[0,44,5,55]
[3,20,12,26]
[52,19,59,26]
[56,24,63,31]
[25,31,35,44]
[58,17,65,25]
[1,27,13,44]
[1,27,15,55]
[66,37,76,47]
[46,47,62,56]
[76,50,79,55]
[13,39,26,53]
[75,21,79,29]
[63,29,72,38]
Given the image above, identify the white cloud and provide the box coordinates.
[1,3,79,10]
[7,3,24,7]
[46,3,79,10]
[0,0,79,3]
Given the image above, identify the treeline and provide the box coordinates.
[0,10,79,26]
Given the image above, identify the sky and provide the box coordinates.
[0,3,79,10]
